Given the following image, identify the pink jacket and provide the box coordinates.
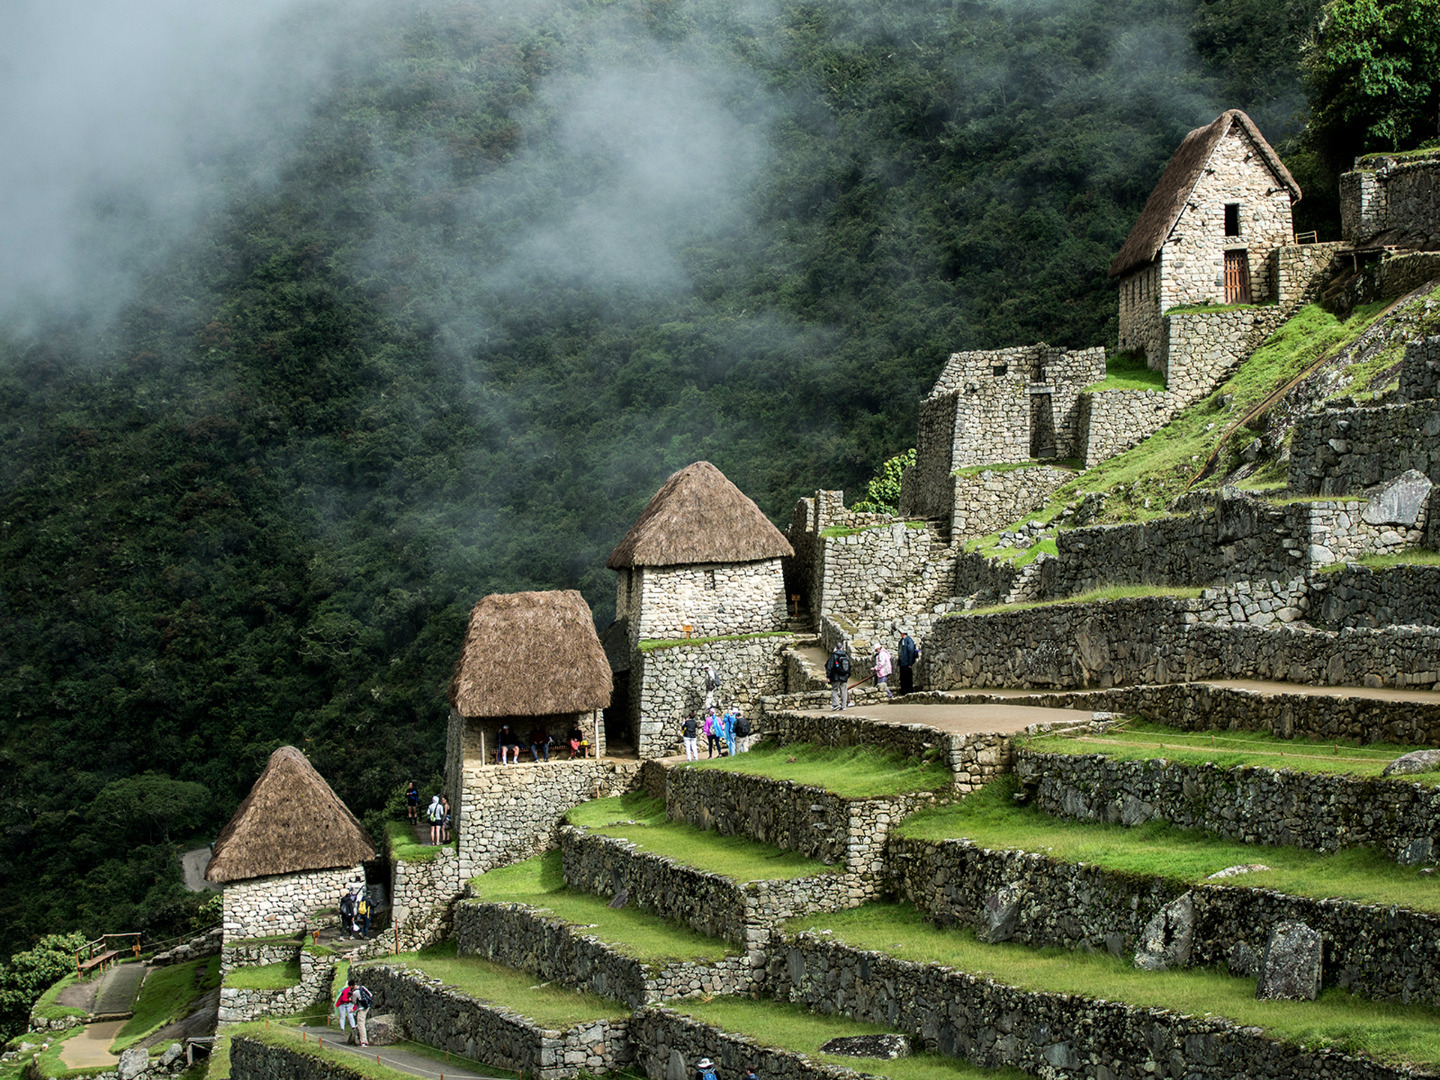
[873,648,893,678]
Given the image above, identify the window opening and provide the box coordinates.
[1224,203,1240,236]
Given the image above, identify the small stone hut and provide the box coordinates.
[607,461,794,643]
[205,746,375,941]
[1111,109,1301,363]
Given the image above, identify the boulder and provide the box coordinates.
[1134,892,1194,971]
[158,1044,184,1069]
[118,1047,151,1080]
[1256,921,1323,1001]
[1363,470,1433,526]
[974,884,1022,944]
[1205,864,1272,879]
[666,1049,687,1080]
[818,1035,912,1059]
[1382,748,1440,777]
[358,1012,397,1046]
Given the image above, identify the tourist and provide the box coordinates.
[441,794,451,844]
[682,714,699,760]
[743,1069,759,1080]
[355,888,371,938]
[338,888,357,939]
[722,707,738,757]
[528,724,553,762]
[704,708,722,758]
[873,642,894,699]
[897,631,920,695]
[568,724,588,759]
[826,643,851,711]
[695,1057,719,1080]
[734,709,753,752]
[497,724,521,764]
[701,663,720,711]
[335,980,355,1031]
[405,780,419,824]
[426,795,444,843]
[347,975,373,1046]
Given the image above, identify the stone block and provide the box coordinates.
[1256,921,1323,1001]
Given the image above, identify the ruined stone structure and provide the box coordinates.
[1341,150,1440,250]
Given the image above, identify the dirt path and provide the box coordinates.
[793,701,1094,734]
[93,962,147,1019]
[298,1025,494,1079]
[56,1020,124,1070]
[55,977,99,1013]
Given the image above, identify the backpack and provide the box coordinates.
[428,802,444,824]
[734,716,751,737]
[339,893,355,918]
[355,985,373,1010]
[357,897,369,917]
[833,651,851,678]
[700,1070,718,1080]
[705,669,720,691]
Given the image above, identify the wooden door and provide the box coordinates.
[1224,250,1252,304]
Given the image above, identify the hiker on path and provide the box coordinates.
[346,975,373,1046]
[339,889,357,939]
[405,781,419,824]
[682,714,699,760]
[355,888,371,938]
[873,643,894,699]
[336,980,355,1031]
[426,795,444,844]
[695,1057,720,1080]
[826,643,851,711]
[897,631,920,695]
[704,708,723,758]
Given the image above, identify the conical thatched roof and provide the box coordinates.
[205,746,375,884]
[449,589,613,718]
[1109,109,1300,279]
[606,461,794,569]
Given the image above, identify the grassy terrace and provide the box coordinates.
[1022,718,1439,782]
[792,902,1440,1066]
[566,794,840,881]
[639,632,793,652]
[378,941,628,1028]
[1317,549,1440,573]
[470,850,737,963]
[224,960,301,991]
[680,997,1027,1080]
[112,956,221,1052]
[1083,350,1166,392]
[681,743,950,798]
[955,584,1203,618]
[899,778,1440,914]
[387,819,452,863]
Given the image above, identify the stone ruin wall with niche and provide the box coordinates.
[221,864,361,941]
[1341,153,1440,248]
[616,561,787,645]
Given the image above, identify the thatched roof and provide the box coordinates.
[1109,110,1300,279]
[449,589,613,717]
[606,461,794,569]
[205,746,375,884]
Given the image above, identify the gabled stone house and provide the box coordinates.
[1111,109,1302,364]
[205,745,374,941]
[607,461,794,644]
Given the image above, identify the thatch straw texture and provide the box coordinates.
[449,589,613,717]
[606,461,793,569]
[205,746,375,883]
[1109,109,1300,279]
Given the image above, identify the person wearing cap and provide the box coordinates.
[897,630,920,695]
[695,1058,719,1080]
[872,642,894,699]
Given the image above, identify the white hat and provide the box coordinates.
[697,1060,714,1070]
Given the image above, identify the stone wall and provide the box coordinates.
[218,945,334,1023]
[768,933,1415,1080]
[230,1037,374,1080]
[221,937,301,976]
[1116,262,1163,360]
[455,759,642,881]
[362,964,631,1080]
[454,899,758,1008]
[390,847,462,951]
[221,865,361,942]
[1015,749,1440,865]
[1077,389,1172,466]
[1290,401,1440,495]
[1312,563,1440,629]
[620,560,788,643]
[661,761,937,873]
[632,637,790,758]
[812,521,957,643]
[1341,153,1440,249]
[630,1008,893,1080]
[1159,306,1288,408]
[889,834,1440,1005]
[1398,336,1440,402]
[950,465,1074,540]
[1274,242,1344,304]
[559,826,863,949]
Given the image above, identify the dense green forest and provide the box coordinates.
[0,0,1330,956]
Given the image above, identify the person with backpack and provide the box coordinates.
[426,795,444,844]
[733,710,753,752]
[682,714,699,761]
[695,1057,719,1080]
[704,708,722,758]
[721,708,737,757]
[335,980,355,1030]
[826,643,852,711]
[347,975,373,1046]
[897,631,920,695]
[701,664,721,711]
[355,889,371,939]
[338,889,357,940]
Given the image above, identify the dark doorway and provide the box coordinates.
[1030,393,1057,458]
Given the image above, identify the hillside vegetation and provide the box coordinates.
[0,0,1321,953]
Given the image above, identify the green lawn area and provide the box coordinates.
[387,819,451,863]
[1320,549,1440,573]
[374,941,627,1029]
[224,960,301,991]
[470,850,737,964]
[1083,351,1166,392]
[898,777,1440,914]
[566,794,841,881]
[111,956,221,1052]
[682,743,950,798]
[791,901,1440,1067]
[956,584,1202,618]
[679,997,1028,1080]
[1021,717,1437,781]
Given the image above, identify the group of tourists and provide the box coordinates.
[681,706,753,760]
[405,781,452,844]
[827,630,920,711]
[338,883,374,939]
[335,974,373,1045]
[492,722,592,764]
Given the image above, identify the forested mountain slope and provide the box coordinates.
[0,0,1317,951]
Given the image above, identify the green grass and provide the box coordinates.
[386,819,450,863]
[678,997,1028,1080]
[898,777,1440,914]
[1165,301,1267,315]
[638,632,792,652]
[792,901,1440,1066]
[224,961,301,991]
[969,535,1058,567]
[373,941,627,1029]
[1340,550,1440,571]
[953,460,1080,478]
[819,520,930,539]
[681,742,951,798]
[956,584,1202,618]
[111,956,221,1052]
[30,973,87,1023]
[470,850,737,964]
[1022,717,1439,781]
[1083,351,1167,392]
[566,794,841,880]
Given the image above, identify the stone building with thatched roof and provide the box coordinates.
[607,461,794,644]
[1111,109,1301,364]
[205,745,374,941]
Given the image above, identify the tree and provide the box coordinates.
[1303,0,1440,172]
[0,932,86,1042]
[852,449,917,515]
